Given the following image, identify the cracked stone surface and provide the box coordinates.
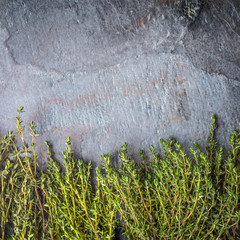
[0,0,240,170]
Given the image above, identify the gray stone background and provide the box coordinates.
[0,0,240,168]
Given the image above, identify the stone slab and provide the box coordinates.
[0,0,239,168]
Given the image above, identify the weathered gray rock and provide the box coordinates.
[0,0,239,170]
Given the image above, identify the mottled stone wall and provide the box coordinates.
[0,0,239,167]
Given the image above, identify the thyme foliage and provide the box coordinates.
[0,108,240,239]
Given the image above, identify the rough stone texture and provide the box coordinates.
[0,0,239,170]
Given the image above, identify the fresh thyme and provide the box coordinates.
[0,107,239,239]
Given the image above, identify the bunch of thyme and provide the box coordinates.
[99,116,240,239]
[42,137,118,239]
[0,106,45,239]
[0,108,240,239]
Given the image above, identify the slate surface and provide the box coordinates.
[0,0,239,170]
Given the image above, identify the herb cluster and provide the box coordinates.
[0,107,240,239]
